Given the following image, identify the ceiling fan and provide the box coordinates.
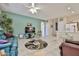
[24,3,40,14]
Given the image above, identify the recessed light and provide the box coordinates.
[67,7,71,10]
[71,11,75,13]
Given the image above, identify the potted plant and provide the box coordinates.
[0,11,13,33]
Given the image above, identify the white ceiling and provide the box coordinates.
[0,3,79,20]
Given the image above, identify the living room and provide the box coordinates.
[0,3,79,56]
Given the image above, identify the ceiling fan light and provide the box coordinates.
[31,11,35,14]
[29,8,37,14]
[35,7,40,10]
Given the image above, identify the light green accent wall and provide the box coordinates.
[5,12,42,35]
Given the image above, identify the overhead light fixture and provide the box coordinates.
[67,7,71,10]
[29,3,40,14]
[24,3,40,14]
[67,6,75,14]
[29,8,37,14]
[71,11,75,13]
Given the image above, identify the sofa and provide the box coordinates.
[59,39,79,56]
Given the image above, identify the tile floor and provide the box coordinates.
[18,37,61,56]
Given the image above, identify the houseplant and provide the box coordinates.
[0,11,13,33]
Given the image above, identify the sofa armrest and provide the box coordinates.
[62,43,79,49]
[60,42,79,56]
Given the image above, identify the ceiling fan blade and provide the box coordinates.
[30,8,37,14]
[35,7,40,10]
[24,3,40,14]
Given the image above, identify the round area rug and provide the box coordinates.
[25,39,48,50]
